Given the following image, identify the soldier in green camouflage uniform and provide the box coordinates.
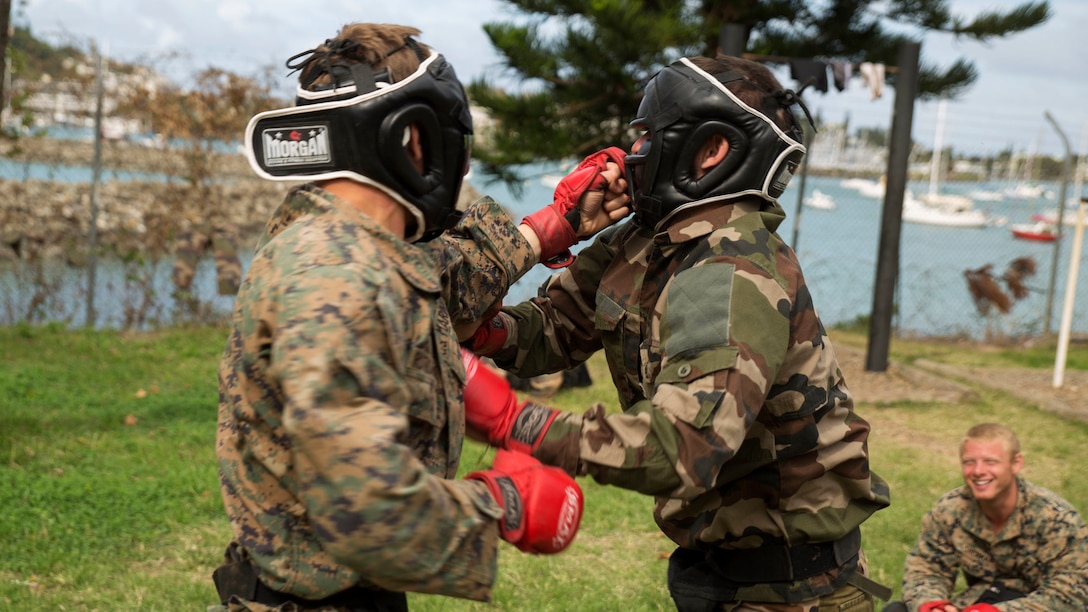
[462,54,892,611]
[213,23,629,612]
[893,423,1088,611]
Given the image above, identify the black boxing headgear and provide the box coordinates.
[244,44,473,242]
[624,57,807,231]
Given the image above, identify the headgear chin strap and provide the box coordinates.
[244,50,473,243]
[624,57,807,231]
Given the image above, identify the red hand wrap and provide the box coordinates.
[461,348,558,453]
[962,604,1000,612]
[467,449,583,554]
[919,601,953,612]
[467,312,508,356]
[521,146,627,268]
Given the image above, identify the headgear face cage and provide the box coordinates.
[623,57,807,231]
[244,50,473,243]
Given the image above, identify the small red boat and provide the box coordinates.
[1010,222,1057,243]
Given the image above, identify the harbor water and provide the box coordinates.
[2,158,1086,339]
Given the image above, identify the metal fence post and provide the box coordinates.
[85,46,105,328]
[1042,111,1071,336]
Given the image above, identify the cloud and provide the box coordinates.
[16,0,1087,156]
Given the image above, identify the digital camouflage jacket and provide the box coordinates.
[903,477,1088,611]
[488,198,891,602]
[217,184,536,602]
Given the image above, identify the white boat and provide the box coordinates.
[917,100,986,222]
[1003,182,1052,200]
[902,191,988,227]
[1030,203,1088,227]
[967,188,1004,202]
[840,177,884,198]
[1002,132,1055,200]
[804,189,837,210]
[917,192,975,210]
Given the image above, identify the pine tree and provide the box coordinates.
[469,0,1050,176]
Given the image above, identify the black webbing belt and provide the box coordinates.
[706,527,861,583]
[212,544,407,612]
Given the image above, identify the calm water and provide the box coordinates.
[3,159,1086,338]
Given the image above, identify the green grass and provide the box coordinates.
[1,325,1086,610]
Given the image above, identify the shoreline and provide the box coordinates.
[1,136,483,264]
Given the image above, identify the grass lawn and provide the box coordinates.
[1,324,1085,610]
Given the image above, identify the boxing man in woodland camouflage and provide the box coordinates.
[885,423,1088,612]
[213,23,630,611]
[460,54,892,611]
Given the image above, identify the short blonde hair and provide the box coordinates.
[960,422,1021,459]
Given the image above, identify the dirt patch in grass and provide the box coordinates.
[834,340,1088,423]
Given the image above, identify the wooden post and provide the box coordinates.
[866,41,919,372]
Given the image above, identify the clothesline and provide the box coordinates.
[742,52,896,100]
[741,53,900,74]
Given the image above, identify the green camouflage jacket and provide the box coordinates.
[489,198,891,601]
[903,477,1088,611]
[217,184,535,602]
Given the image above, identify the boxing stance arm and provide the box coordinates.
[520,146,628,268]
[461,348,560,454]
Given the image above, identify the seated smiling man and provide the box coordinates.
[885,422,1088,612]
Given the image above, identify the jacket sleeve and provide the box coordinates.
[271,266,503,598]
[533,258,788,498]
[902,501,961,608]
[429,197,537,324]
[488,224,623,375]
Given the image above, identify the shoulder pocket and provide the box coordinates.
[661,263,734,358]
[655,345,739,428]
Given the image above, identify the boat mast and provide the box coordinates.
[928,98,947,198]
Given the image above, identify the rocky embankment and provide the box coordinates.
[0,136,483,264]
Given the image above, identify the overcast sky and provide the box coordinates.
[17,0,1088,158]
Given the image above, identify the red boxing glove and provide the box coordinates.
[461,348,559,453]
[521,146,627,268]
[962,605,999,612]
[919,601,953,612]
[467,449,583,554]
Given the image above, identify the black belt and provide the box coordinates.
[213,544,407,612]
[251,577,407,612]
[706,527,861,583]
